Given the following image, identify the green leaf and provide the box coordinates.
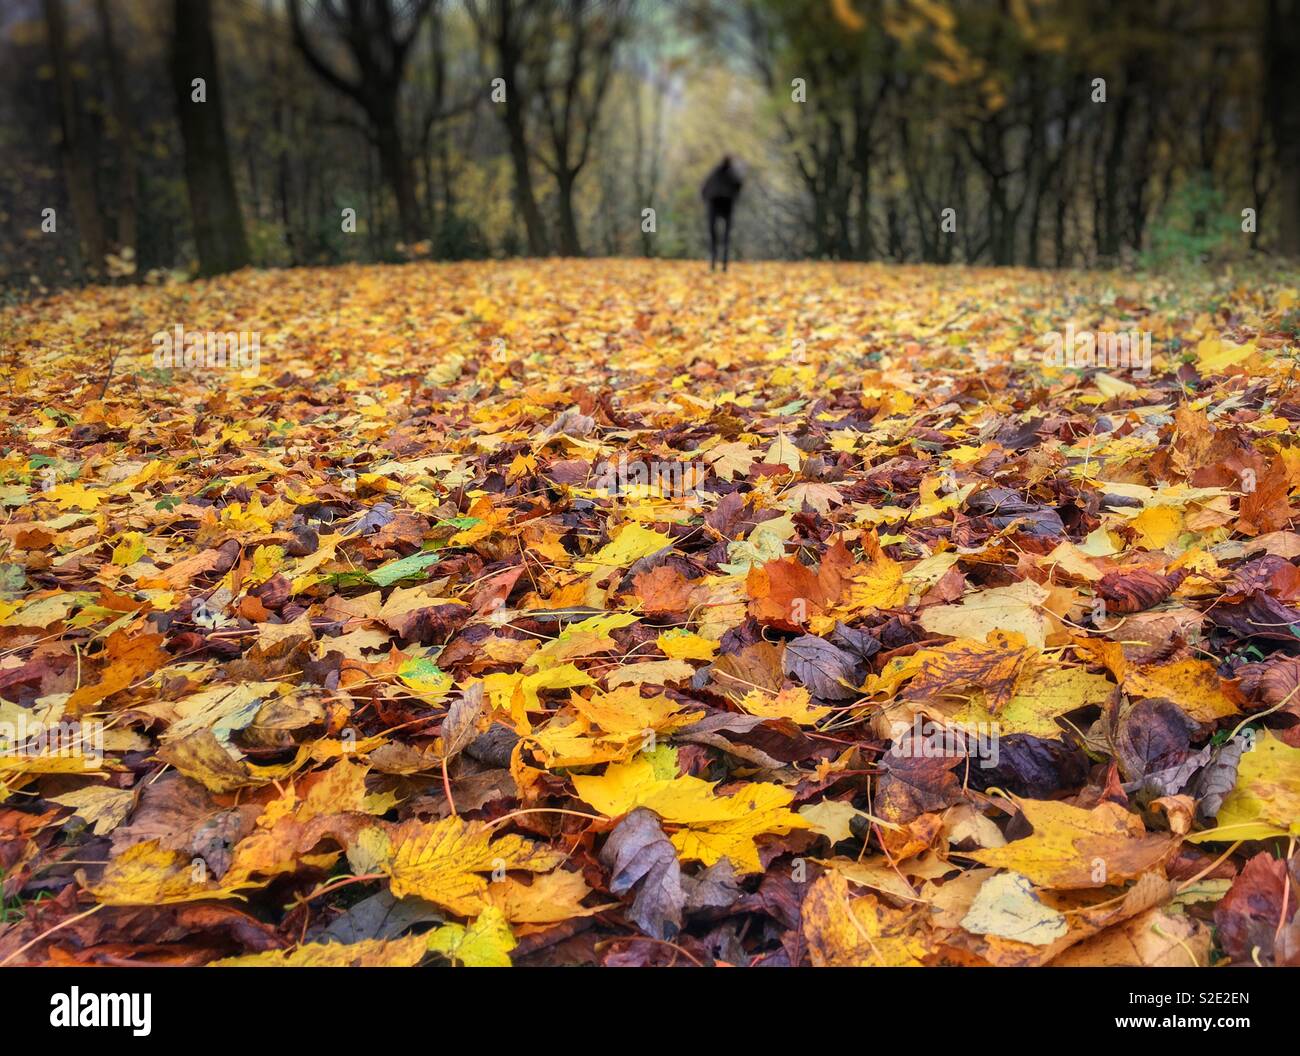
[426,905,516,967]
[367,549,441,587]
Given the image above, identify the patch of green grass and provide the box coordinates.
[0,868,53,926]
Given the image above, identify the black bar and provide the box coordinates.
[4,966,1289,1043]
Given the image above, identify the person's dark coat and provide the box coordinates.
[701,157,743,271]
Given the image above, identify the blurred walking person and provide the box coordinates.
[702,156,743,271]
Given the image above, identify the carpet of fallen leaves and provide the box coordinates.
[2,259,1300,967]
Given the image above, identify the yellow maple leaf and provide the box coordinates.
[1123,658,1242,723]
[740,686,830,725]
[506,452,537,482]
[763,431,801,472]
[486,869,604,924]
[802,872,928,966]
[569,685,702,735]
[247,544,284,586]
[46,482,100,511]
[918,580,1051,648]
[866,631,1035,714]
[1130,505,1183,549]
[1196,335,1257,372]
[88,840,256,905]
[604,658,695,689]
[944,663,1114,739]
[219,493,274,533]
[527,714,643,768]
[656,629,719,661]
[480,662,595,731]
[843,550,908,612]
[46,786,135,835]
[525,611,638,670]
[572,753,806,873]
[0,593,82,629]
[967,797,1177,888]
[1187,730,1300,842]
[111,531,147,566]
[211,935,428,967]
[575,523,673,571]
[357,816,564,915]
[704,441,756,481]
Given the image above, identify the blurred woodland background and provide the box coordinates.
[1,0,1298,295]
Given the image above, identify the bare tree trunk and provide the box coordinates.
[1099,64,1135,262]
[470,0,549,255]
[43,0,107,280]
[631,65,664,258]
[503,76,549,254]
[375,109,424,239]
[286,0,433,242]
[262,0,298,264]
[170,0,250,276]
[94,0,137,269]
[1267,0,1300,256]
[555,170,581,256]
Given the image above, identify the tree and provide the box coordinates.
[287,0,437,240]
[171,0,251,276]
[467,0,551,255]
[533,0,631,256]
[95,0,138,271]
[631,55,667,257]
[1266,0,1300,256]
[43,0,107,280]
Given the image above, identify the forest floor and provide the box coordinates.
[1,258,1299,966]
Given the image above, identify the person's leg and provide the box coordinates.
[708,206,718,270]
[722,212,731,271]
